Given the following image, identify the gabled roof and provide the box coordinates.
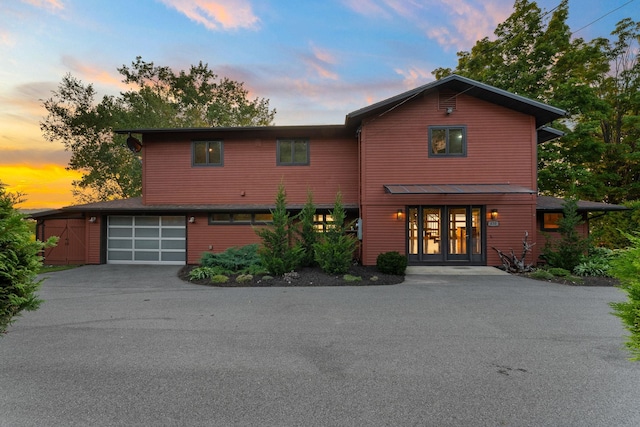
[383,184,535,195]
[537,196,628,212]
[345,74,566,141]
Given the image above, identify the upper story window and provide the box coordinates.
[193,141,223,166]
[428,126,466,157]
[277,139,309,165]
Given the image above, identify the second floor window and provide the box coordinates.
[277,139,309,165]
[193,141,223,166]
[429,126,466,157]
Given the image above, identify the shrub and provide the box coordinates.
[573,260,610,277]
[542,199,590,271]
[530,269,554,280]
[547,267,571,277]
[255,182,303,276]
[376,251,407,275]
[296,189,317,267]
[313,192,356,275]
[609,231,640,361]
[200,244,260,273]
[0,183,57,335]
[188,266,222,281]
[210,275,229,284]
[236,274,254,284]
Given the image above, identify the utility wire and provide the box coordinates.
[571,0,636,35]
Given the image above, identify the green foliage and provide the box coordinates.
[0,183,57,335]
[530,269,554,280]
[590,201,640,249]
[573,247,615,277]
[188,266,225,281]
[313,192,356,274]
[255,182,303,276]
[343,274,362,282]
[41,56,276,202]
[609,231,640,360]
[296,189,318,267]
[546,267,571,277]
[542,199,590,271]
[200,244,261,274]
[210,275,229,284]
[235,274,254,284]
[376,251,408,275]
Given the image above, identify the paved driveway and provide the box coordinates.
[1,265,639,426]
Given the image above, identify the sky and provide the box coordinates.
[1,0,637,209]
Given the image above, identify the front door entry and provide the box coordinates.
[408,206,484,264]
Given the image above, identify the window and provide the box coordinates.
[193,141,223,166]
[313,214,335,232]
[277,139,309,165]
[542,213,563,231]
[209,212,273,224]
[429,126,466,156]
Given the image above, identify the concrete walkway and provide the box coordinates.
[406,265,509,275]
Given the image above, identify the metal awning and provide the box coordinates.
[383,184,536,194]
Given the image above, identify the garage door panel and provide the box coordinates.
[107,216,186,265]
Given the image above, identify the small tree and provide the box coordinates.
[313,192,356,274]
[542,199,590,271]
[0,183,57,335]
[254,182,303,276]
[609,231,640,361]
[296,189,317,267]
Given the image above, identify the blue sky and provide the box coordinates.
[0,0,637,207]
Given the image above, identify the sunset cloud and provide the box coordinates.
[61,56,126,90]
[159,0,259,30]
[395,67,434,89]
[21,0,64,12]
[1,164,80,209]
[301,45,340,81]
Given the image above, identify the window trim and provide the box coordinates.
[208,212,273,225]
[428,126,467,157]
[192,140,224,167]
[277,138,310,166]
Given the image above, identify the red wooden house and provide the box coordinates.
[34,75,624,267]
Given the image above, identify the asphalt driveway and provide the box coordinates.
[1,265,639,426]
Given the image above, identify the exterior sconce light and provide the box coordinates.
[446,107,454,115]
[89,217,97,223]
[397,209,404,221]
[189,216,196,223]
[491,209,499,220]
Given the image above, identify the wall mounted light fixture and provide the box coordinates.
[491,209,499,220]
[89,216,97,223]
[189,216,196,223]
[445,107,454,115]
[397,208,404,221]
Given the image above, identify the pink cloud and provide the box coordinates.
[21,0,64,11]
[159,0,259,30]
[394,67,434,89]
[61,56,130,90]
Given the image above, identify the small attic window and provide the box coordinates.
[439,90,457,111]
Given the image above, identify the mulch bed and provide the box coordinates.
[178,264,405,287]
[179,264,618,288]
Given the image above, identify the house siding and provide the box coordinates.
[142,132,359,207]
[359,92,538,266]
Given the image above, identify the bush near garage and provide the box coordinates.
[376,251,408,276]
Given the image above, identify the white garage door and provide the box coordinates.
[107,216,186,265]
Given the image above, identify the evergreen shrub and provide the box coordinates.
[376,251,407,275]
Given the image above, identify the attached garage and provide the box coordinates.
[107,215,186,265]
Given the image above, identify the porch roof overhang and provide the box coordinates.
[536,196,628,212]
[383,184,536,195]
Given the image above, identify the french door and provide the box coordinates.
[408,206,485,264]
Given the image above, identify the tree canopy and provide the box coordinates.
[41,57,276,203]
[434,0,639,204]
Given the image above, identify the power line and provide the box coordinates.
[571,0,636,35]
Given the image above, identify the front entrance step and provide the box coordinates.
[406,266,509,276]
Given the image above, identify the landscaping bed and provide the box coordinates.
[179,264,404,287]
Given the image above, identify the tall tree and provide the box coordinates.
[41,57,276,203]
[434,1,639,205]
